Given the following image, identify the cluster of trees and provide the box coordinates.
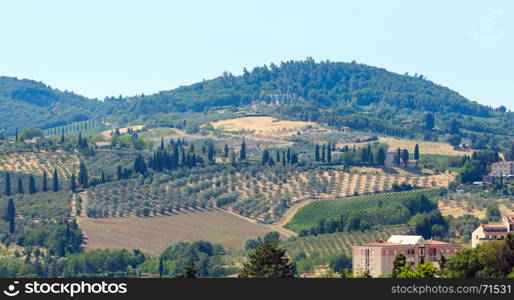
[314,142,334,163]
[444,233,514,278]
[148,140,204,171]
[155,240,227,277]
[261,148,299,166]
[458,150,500,183]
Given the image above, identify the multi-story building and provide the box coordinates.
[352,235,461,277]
[471,215,514,248]
[489,161,514,177]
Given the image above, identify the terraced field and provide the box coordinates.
[285,188,444,232]
[282,226,409,258]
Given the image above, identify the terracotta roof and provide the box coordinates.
[483,223,506,227]
[492,161,514,166]
[503,216,514,224]
[482,224,508,232]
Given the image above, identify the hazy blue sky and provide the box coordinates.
[1,0,512,108]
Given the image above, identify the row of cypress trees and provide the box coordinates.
[3,170,60,196]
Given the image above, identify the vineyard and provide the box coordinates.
[85,163,451,224]
[282,225,409,258]
[0,150,79,180]
[285,188,444,232]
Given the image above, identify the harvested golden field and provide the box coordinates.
[0,150,79,180]
[79,208,274,255]
[101,125,145,138]
[338,137,472,156]
[212,116,324,136]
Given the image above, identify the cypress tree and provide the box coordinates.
[160,137,165,150]
[101,170,106,183]
[6,198,15,233]
[4,173,11,196]
[327,142,332,162]
[377,148,386,165]
[117,166,123,180]
[17,177,23,194]
[70,174,77,192]
[28,175,36,194]
[315,144,320,161]
[268,156,275,167]
[414,144,420,160]
[321,144,326,162]
[261,150,270,165]
[42,171,48,191]
[79,162,88,188]
[207,144,215,164]
[395,148,401,167]
[223,144,229,159]
[159,258,164,277]
[53,169,59,192]
[401,149,409,168]
[239,138,247,161]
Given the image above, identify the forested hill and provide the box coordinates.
[1,59,512,138]
[0,76,103,135]
[114,58,498,118]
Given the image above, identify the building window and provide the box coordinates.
[394,250,397,255]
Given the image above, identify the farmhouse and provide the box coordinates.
[0,139,13,145]
[385,152,418,169]
[25,136,51,145]
[489,161,514,177]
[385,152,399,167]
[471,215,514,248]
[95,141,111,149]
[352,235,461,277]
